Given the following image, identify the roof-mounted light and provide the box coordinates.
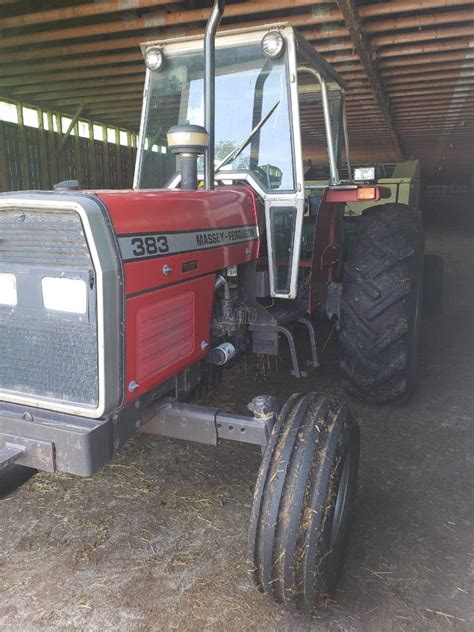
[144,47,164,71]
[261,31,285,59]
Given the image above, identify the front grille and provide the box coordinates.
[0,207,91,267]
[0,205,99,409]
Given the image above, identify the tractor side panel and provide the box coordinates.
[96,187,260,401]
[125,274,215,400]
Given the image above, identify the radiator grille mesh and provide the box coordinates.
[0,207,91,267]
[0,206,99,408]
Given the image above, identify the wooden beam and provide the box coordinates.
[381,51,474,69]
[0,37,142,66]
[372,25,474,48]
[31,83,143,102]
[359,0,473,18]
[88,122,98,189]
[37,108,50,189]
[378,39,474,59]
[46,112,58,185]
[85,104,142,116]
[364,9,474,35]
[48,93,141,107]
[115,128,123,189]
[0,123,8,191]
[11,75,144,97]
[16,104,31,189]
[2,53,142,79]
[0,1,177,30]
[93,111,140,120]
[0,1,336,50]
[102,126,111,188]
[383,60,474,78]
[127,131,135,186]
[392,96,474,109]
[385,71,474,86]
[388,85,474,98]
[55,102,85,157]
[336,0,404,160]
[73,123,83,186]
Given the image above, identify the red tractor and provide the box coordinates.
[0,0,423,611]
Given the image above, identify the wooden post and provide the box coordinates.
[73,121,82,185]
[88,121,98,188]
[37,107,50,189]
[127,130,134,187]
[56,114,65,182]
[115,128,123,189]
[0,122,9,191]
[102,124,110,188]
[16,103,31,189]
[46,111,58,185]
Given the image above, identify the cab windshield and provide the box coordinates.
[137,42,295,191]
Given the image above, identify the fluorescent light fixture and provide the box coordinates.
[0,273,17,306]
[354,166,375,181]
[42,277,87,314]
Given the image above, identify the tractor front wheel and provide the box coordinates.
[249,393,360,611]
[339,203,424,403]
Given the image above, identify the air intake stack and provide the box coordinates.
[204,0,225,190]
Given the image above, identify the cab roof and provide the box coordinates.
[140,22,347,91]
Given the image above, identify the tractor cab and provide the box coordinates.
[134,24,356,300]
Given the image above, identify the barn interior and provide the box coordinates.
[0,2,472,631]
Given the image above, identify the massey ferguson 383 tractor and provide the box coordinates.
[0,0,424,611]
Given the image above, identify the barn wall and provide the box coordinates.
[0,112,137,192]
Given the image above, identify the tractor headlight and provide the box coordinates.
[261,31,285,59]
[0,272,17,306]
[144,47,164,71]
[42,277,87,314]
[354,166,375,181]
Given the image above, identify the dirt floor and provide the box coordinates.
[1,228,473,631]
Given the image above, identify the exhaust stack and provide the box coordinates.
[204,0,225,191]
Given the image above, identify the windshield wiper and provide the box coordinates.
[214,100,280,174]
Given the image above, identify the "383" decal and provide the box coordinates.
[131,236,169,256]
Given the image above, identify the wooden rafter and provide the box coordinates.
[336,0,404,160]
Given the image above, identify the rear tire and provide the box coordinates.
[249,393,360,611]
[338,203,424,403]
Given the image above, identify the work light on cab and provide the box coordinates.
[354,166,376,181]
[144,46,164,71]
[261,31,285,59]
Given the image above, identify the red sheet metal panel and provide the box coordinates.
[135,291,194,382]
[95,187,259,235]
[95,187,261,295]
[125,274,215,401]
